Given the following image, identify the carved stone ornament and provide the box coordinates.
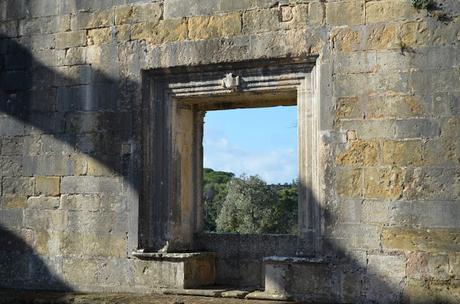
[222,73,240,91]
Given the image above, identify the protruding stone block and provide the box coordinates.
[263,256,332,302]
[132,252,215,289]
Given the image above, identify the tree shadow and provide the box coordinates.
[0,33,403,303]
[1,34,139,292]
[1,32,457,303]
[0,224,71,291]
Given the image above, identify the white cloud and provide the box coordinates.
[204,135,297,184]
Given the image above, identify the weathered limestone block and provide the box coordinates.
[0,117,25,136]
[63,257,98,285]
[0,156,23,177]
[366,0,425,24]
[336,167,363,198]
[86,159,114,177]
[0,195,28,209]
[131,19,187,45]
[34,176,60,196]
[399,20,430,47]
[25,209,67,231]
[164,0,219,19]
[389,200,460,228]
[332,27,363,52]
[336,140,379,167]
[114,4,162,25]
[308,2,325,25]
[263,256,332,302]
[0,208,23,230]
[326,223,381,250]
[242,5,308,34]
[0,20,19,37]
[361,200,390,224]
[188,12,241,40]
[404,278,460,303]
[62,47,86,66]
[368,254,406,280]
[2,177,34,196]
[27,196,60,210]
[383,227,460,252]
[433,92,460,117]
[367,94,426,119]
[60,194,100,211]
[132,252,215,289]
[61,232,127,258]
[395,118,440,139]
[366,24,398,50]
[382,140,422,166]
[449,253,460,279]
[29,49,65,68]
[67,210,127,234]
[61,176,122,194]
[403,167,460,201]
[23,155,75,176]
[1,137,24,156]
[338,120,396,140]
[55,65,92,86]
[28,88,58,112]
[87,27,113,45]
[115,24,131,42]
[364,167,404,199]
[19,15,70,36]
[326,0,365,26]
[441,117,460,164]
[25,0,60,18]
[56,30,87,49]
[71,11,113,30]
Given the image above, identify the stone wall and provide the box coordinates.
[0,0,459,302]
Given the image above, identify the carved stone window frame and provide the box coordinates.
[138,57,321,254]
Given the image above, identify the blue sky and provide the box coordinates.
[203,106,297,184]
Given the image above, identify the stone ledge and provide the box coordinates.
[245,291,293,301]
[162,287,254,299]
[263,256,326,264]
[132,251,215,261]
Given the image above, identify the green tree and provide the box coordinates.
[216,175,282,234]
[271,181,298,234]
[202,168,234,231]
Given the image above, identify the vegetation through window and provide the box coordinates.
[202,106,298,234]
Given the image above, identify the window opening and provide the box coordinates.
[202,106,298,234]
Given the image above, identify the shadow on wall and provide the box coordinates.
[0,32,406,303]
[0,34,139,182]
[0,224,71,291]
[0,34,139,290]
[0,33,457,303]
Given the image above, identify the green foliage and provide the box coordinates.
[202,168,234,231]
[271,182,298,234]
[216,175,279,234]
[203,168,298,234]
[212,175,298,234]
[410,0,435,10]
